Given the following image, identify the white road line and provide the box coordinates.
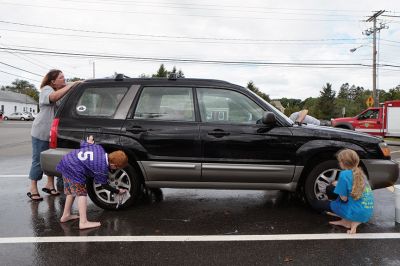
[391,151,400,154]
[2,233,400,244]
[0,175,26,178]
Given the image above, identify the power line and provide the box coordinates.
[0,28,374,47]
[2,46,396,69]
[0,20,367,43]
[0,2,360,22]
[3,43,377,63]
[45,0,363,18]
[0,69,41,82]
[0,42,51,70]
[0,61,42,76]
[382,15,400,18]
[52,0,372,13]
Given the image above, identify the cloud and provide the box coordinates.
[0,0,399,100]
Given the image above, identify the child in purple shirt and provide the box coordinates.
[57,136,128,229]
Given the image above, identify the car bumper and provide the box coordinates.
[40,148,72,177]
[362,159,399,189]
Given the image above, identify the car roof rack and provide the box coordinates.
[115,73,130,81]
[168,73,177,80]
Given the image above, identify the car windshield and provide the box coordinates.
[246,88,294,125]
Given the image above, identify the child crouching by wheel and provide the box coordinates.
[312,149,374,234]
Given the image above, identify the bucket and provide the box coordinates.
[395,185,400,223]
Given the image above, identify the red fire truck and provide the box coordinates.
[331,100,400,137]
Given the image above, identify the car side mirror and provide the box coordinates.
[262,112,276,125]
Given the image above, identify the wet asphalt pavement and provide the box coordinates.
[1,121,400,265]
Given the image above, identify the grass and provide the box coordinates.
[384,137,400,142]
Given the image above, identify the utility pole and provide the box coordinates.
[92,61,95,78]
[363,10,387,107]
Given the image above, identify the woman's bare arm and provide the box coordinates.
[49,82,80,103]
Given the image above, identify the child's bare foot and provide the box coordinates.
[60,214,80,223]
[79,221,101,230]
[347,222,361,234]
[329,219,351,229]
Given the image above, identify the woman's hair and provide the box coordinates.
[108,150,128,169]
[337,149,365,200]
[40,69,62,89]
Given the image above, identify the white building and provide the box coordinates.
[0,90,38,116]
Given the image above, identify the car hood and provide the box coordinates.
[290,124,382,144]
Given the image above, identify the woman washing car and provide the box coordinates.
[27,69,80,201]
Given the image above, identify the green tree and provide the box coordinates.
[388,85,400,100]
[152,64,168,77]
[337,83,350,100]
[278,98,302,116]
[177,69,185,78]
[246,81,270,102]
[1,79,39,102]
[151,64,185,78]
[302,97,319,117]
[316,83,336,120]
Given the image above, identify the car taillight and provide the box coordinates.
[49,118,59,148]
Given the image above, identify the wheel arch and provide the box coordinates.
[117,135,147,184]
[295,140,368,190]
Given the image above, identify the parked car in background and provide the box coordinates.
[3,112,34,121]
[40,75,399,211]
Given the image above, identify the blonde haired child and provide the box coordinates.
[329,149,374,234]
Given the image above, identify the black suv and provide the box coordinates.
[41,75,399,210]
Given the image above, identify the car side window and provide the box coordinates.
[134,87,194,121]
[76,86,128,117]
[197,88,264,124]
[359,109,378,120]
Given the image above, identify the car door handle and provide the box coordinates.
[126,126,147,134]
[208,129,230,137]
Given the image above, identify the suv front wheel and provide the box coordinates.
[87,164,141,210]
[304,160,340,206]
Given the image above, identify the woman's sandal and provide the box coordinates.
[27,192,43,201]
[42,188,60,196]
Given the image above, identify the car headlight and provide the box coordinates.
[379,142,391,157]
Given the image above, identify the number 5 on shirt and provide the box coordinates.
[77,151,94,161]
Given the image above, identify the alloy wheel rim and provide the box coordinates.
[93,169,131,204]
[313,168,340,200]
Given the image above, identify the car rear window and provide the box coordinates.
[75,86,128,117]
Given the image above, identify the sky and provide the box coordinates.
[0,0,399,100]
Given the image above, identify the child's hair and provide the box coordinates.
[108,150,128,169]
[336,149,365,200]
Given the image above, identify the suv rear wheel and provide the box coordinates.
[87,164,141,210]
[304,160,340,205]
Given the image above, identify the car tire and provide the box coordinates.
[304,160,341,206]
[21,117,25,121]
[3,117,8,120]
[87,164,142,210]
